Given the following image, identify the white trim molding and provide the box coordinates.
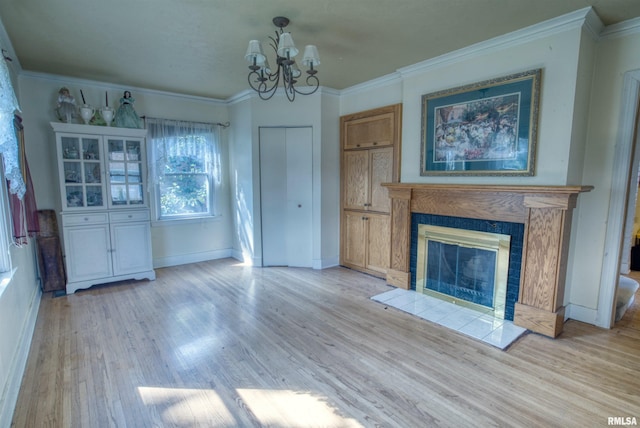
[153,248,233,268]
[398,7,594,80]
[565,303,598,325]
[600,16,640,40]
[596,69,640,328]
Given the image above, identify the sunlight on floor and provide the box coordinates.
[137,386,363,427]
[236,389,363,428]
[138,386,236,426]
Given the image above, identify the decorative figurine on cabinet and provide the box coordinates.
[56,87,76,123]
[114,90,142,128]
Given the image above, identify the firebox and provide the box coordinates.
[416,224,511,319]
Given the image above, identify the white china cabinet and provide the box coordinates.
[51,122,155,293]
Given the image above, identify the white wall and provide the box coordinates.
[398,27,585,186]
[340,75,403,116]
[320,92,341,267]
[0,33,41,426]
[228,90,341,268]
[17,73,234,267]
[228,95,257,264]
[0,245,40,427]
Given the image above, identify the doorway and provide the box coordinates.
[259,127,313,267]
[601,69,640,327]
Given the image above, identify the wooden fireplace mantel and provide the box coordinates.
[382,183,593,338]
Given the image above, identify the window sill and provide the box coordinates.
[151,215,223,228]
[0,267,17,299]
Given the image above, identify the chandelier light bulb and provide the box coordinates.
[245,40,266,66]
[302,45,320,67]
[277,32,298,59]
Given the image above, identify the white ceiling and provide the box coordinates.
[1,0,640,100]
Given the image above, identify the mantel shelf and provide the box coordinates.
[382,183,593,194]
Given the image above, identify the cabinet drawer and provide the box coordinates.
[109,210,150,223]
[62,212,109,226]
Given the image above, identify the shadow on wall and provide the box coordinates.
[234,170,253,265]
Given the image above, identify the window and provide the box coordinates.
[146,118,221,221]
[0,160,11,273]
[0,53,24,273]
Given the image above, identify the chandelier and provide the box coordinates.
[245,16,320,101]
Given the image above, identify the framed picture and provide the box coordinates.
[420,69,541,176]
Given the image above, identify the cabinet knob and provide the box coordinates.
[128,215,133,218]
[84,217,89,221]
[373,142,378,145]
[356,144,361,147]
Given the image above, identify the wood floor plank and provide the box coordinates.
[11,259,640,427]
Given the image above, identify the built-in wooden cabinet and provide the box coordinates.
[343,110,397,150]
[51,122,155,294]
[340,104,401,278]
[343,147,393,213]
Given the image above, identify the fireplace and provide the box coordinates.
[410,213,523,320]
[383,183,592,337]
[416,224,511,319]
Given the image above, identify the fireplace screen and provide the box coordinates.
[416,224,511,318]
[426,240,496,307]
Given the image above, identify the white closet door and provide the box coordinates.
[260,127,313,267]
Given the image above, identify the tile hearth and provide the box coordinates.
[372,288,527,349]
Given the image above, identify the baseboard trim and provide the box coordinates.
[153,249,233,268]
[0,284,41,428]
[565,303,598,325]
[313,257,339,270]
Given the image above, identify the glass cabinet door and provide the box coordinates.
[107,138,145,207]
[60,136,105,209]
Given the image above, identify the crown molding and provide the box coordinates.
[226,86,336,105]
[226,89,255,105]
[320,86,341,98]
[398,7,594,79]
[339,72,402,97]
[600,16,640,40]
[582,7,605,40]
[19,70,227,105]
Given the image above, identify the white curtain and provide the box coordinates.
[145,117,221,195]
[0,53,25,199]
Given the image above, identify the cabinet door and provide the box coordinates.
[341,210,367,268]
[59,134,106,210]
[366,213,390,274]
[343,112,395,150]
[343,150,369,211]
[106,137,146,208]
[64,224,112,282]
[110,221,153,276]
[369,147,393,213]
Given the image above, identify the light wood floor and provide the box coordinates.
[12,259,640,427]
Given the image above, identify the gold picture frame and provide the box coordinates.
[421,69,541,176]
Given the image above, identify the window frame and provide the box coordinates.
[0,159,12,273]
[146,120,219,223]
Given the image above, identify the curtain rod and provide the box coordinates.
[141,115,230,128]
